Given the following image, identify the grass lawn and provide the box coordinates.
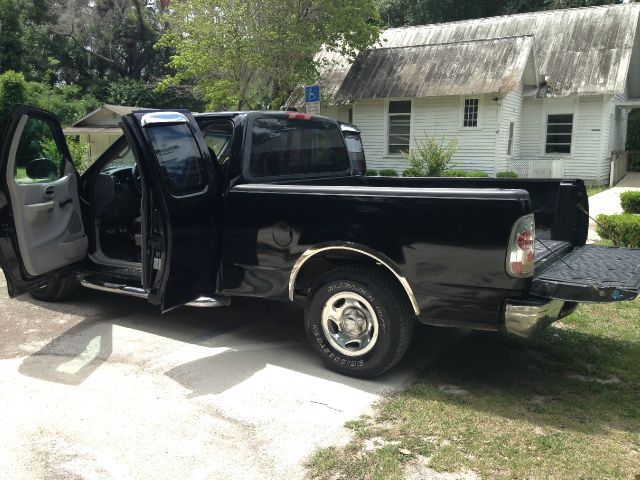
[308,299,640,479]
[586,185,610,197]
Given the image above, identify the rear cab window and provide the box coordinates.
[245,115,350,179]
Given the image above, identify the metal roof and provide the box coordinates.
[293,3,640,105]
[333,35,536,102]
[68,104,139,128]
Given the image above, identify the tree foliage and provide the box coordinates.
[1,0,637,129]
[51,0,168,82]
[158,0,381,110]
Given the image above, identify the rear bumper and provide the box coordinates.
[504,298,576,338]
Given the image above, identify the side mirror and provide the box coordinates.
[26,158,58,180]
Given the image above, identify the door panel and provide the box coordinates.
[0,105,87,296]
[120,110,222,312]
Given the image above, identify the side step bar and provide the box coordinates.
[80,278,147,298]
[80,277,230,308]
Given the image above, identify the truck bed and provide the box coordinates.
[278,175,590,247]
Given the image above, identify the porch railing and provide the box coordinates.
[609,151,629,187]
[507,157,565,179]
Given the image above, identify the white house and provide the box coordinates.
[63,104,139,159]
[292,3,640,183]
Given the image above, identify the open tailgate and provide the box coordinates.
[530,245,640,302]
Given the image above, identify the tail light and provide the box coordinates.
[506,214,535,278]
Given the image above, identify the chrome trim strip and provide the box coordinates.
[233,183,529,200]
[140,111,189,127]
[288,242,421,315]
[80,279,148,298]
[185,296,231,308]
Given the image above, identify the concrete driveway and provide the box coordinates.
[0,275,458,480]
[588,172,640,242]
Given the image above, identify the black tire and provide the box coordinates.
[305,266,415,378]
[29,275,78,302]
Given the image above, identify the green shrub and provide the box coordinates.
[378,168,398,176]
[596,214,640,248]
[403,133,459,176]
[620,191,640,214]
[402,168,417,177]
[41,136,91,173]
[496,171,519,178]
[366,169,378,176]
[0,70,27,135]
[443,169,489,177]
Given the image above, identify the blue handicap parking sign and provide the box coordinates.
[304,85,320,103]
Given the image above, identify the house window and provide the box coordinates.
[546,114,573,154]
[507,122,515,156]
[388,100,411,154]
[463,98,479,127]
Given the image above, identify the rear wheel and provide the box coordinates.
[29,275,78,302]
[305,266,415,378]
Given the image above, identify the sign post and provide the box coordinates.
[304,85,321,115]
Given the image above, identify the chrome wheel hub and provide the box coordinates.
[321,292,379,357]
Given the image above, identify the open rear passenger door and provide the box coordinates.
[120,111,222,312]
[0,105,88,297]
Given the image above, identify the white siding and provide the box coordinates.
[354,95,501,174]
[521,95,608,183]
[570,96,605,182]
[318,105,351,123]
[520,99,544,157]
[496,82,523,173]
[413,95,499,174]
[353,91,623,182]
[352,100,387,168]
[599,90,629,183]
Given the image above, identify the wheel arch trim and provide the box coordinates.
[288,242,420,315]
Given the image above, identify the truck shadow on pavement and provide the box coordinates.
[15,288,461,393]
[13,290,638,434]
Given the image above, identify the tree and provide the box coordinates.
[50,0,168,83]
[158,0,381,110]
[0,0,25,73]
[0,71,28,135]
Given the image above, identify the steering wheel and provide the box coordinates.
[131,163,142,195]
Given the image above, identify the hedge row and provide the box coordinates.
[442,169,489,177]
[496,171,519,178]
[596,214,640,248]
[620,191,640,214]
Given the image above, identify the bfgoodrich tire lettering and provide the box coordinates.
[305,266,415,378]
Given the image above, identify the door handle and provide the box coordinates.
[43,185,55,200]
[59,198,73,208]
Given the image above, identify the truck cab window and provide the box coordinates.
[248,117,349,178]
[199,119,234,171]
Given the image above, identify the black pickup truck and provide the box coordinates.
[1,105,639,377]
